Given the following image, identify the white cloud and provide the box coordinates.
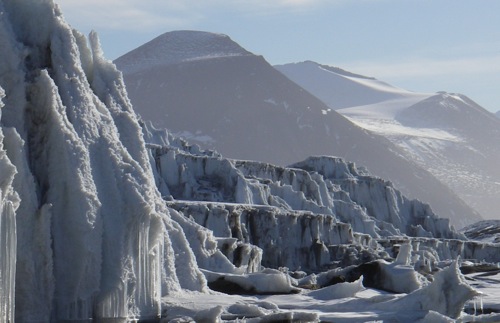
[237,0,325,8]
[55,0,204,31]
[54,0,332,31]
[340,55,500,80]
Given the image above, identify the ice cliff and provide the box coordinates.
[150,143,462,241]
[148,138,500,273]
[0,1,496,322]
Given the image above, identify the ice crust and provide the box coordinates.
[0,1,495,322]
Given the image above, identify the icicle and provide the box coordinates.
[0,201,17,323]
[0,91,18,322]
[480,294,483,314]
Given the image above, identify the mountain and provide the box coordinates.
[341,92,500,221]
[116,30,253,75]
[115,31,480,228]
[275,60,431,110]
[496,110,500,118]
[1,2,497,322]
[277,61,500,221]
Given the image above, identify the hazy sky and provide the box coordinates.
[56,0,500,112]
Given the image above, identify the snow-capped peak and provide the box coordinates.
[275,61,427,110]
[115,30,253,74]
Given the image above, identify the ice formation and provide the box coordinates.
[0,87,19,323]
[0,0,496,322]
[0,0,210,320]
[151,143,463,240]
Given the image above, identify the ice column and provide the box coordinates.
[0,201,16,323]
[0,88,18,323]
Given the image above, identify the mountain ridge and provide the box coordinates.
[275,60,431,110]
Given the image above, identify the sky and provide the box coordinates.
[56,0,500,113]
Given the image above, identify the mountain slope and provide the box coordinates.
[340,93,500,221]
[277,61,500,221]
[115,31,480,227]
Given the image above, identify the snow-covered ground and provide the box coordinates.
[338,95,464,153]
[161,261,500,323]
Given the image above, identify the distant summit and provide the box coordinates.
[311,61,376,80]
[395,92,500,131]
[115,30,252,74]
[275,61,421,109]
[496,110,500,118]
